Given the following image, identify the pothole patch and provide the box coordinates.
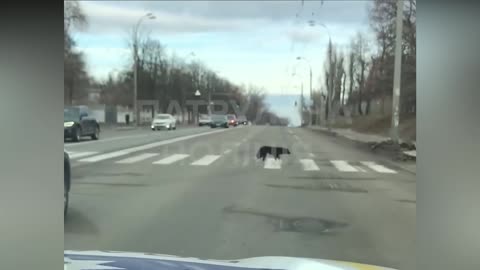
[223,205,348,234]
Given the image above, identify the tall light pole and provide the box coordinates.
[311,23,332,127]
[296,56,313,125]
[194,90,201,125]
[292,72,305,126]
[133,12,155,126]
[391,0,404,143]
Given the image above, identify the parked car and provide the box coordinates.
[227,114,238,126]
[151,114,177,130]
[210,114,229,128]
[64,150,71,217]
[198,114,212,126]
[64,106,100,142]
[237,115,248,125]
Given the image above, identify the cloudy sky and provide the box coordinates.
[74,1,373,96]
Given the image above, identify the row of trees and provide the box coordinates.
[319,0,416,123]
[64,0,288,125]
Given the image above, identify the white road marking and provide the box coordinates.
[242,156,250,167]
[67,151,99,159]
[115,153,159,164]
[64,133,154,148]
[153,154,189,165]
[308,153,315,157]
[300,159,320,171]
[361,161,397,173]
[191,155,221,166]
[223,149,232,154]
[78,128,229,163]
[234,142,241,147]
[264,157,282,169]
[356,166,367,172]
[331,160,359,172]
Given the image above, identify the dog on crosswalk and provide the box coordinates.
[256,146,291,161]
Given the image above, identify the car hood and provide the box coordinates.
[64,250,396,270]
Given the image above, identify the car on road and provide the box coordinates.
[64,106,100,142]
[237,115,248,125]
[209,114,229,128]
[151,114,177,130]
[227,114,238,126]
[198,114,211,126]
[64,150,71,217]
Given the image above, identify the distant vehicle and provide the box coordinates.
[64,106,100,142]
[64,150,71,217]
[210,114,229,128]
[227,114,238,126]
[151,114,177,130]
[198,114,212,126]
[237,115,248,125]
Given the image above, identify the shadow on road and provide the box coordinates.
[65,208,99,235]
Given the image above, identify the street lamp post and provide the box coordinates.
[310,23,332,127]
[296,56,313,126]
[133,12,155,127]
[391,0,404,143]
[194,90,201,125]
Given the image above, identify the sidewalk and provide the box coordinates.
[308,126,416,174]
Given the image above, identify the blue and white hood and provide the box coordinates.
[64,250,396,270]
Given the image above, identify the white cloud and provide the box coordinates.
[286,27,322,44]
[80,1,269,35]
[73,1,374,93]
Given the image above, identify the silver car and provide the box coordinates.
[151,114,177,130]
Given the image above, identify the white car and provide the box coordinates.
[151,114,177,130]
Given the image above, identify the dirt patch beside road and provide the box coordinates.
[329,114,416,142]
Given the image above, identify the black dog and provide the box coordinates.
[256,146,291,161]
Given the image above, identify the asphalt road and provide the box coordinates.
[64,125,415,270]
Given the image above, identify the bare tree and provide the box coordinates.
[369,0,416,115]
[351,32,369,115]
[64,0,87,33]
[64,0,89,105]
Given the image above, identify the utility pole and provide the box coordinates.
[301,82,304,126]
[309,68,313,126]
[132,13,155,127]
[391,0,403,143]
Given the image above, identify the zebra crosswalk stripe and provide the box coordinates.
[153,154,189,165]
[330,160,358,172]
[264,157,282,169]
[360,161,397,173]
[116,153,159,164]
[299,159,320,171]
[191,155,221,166]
